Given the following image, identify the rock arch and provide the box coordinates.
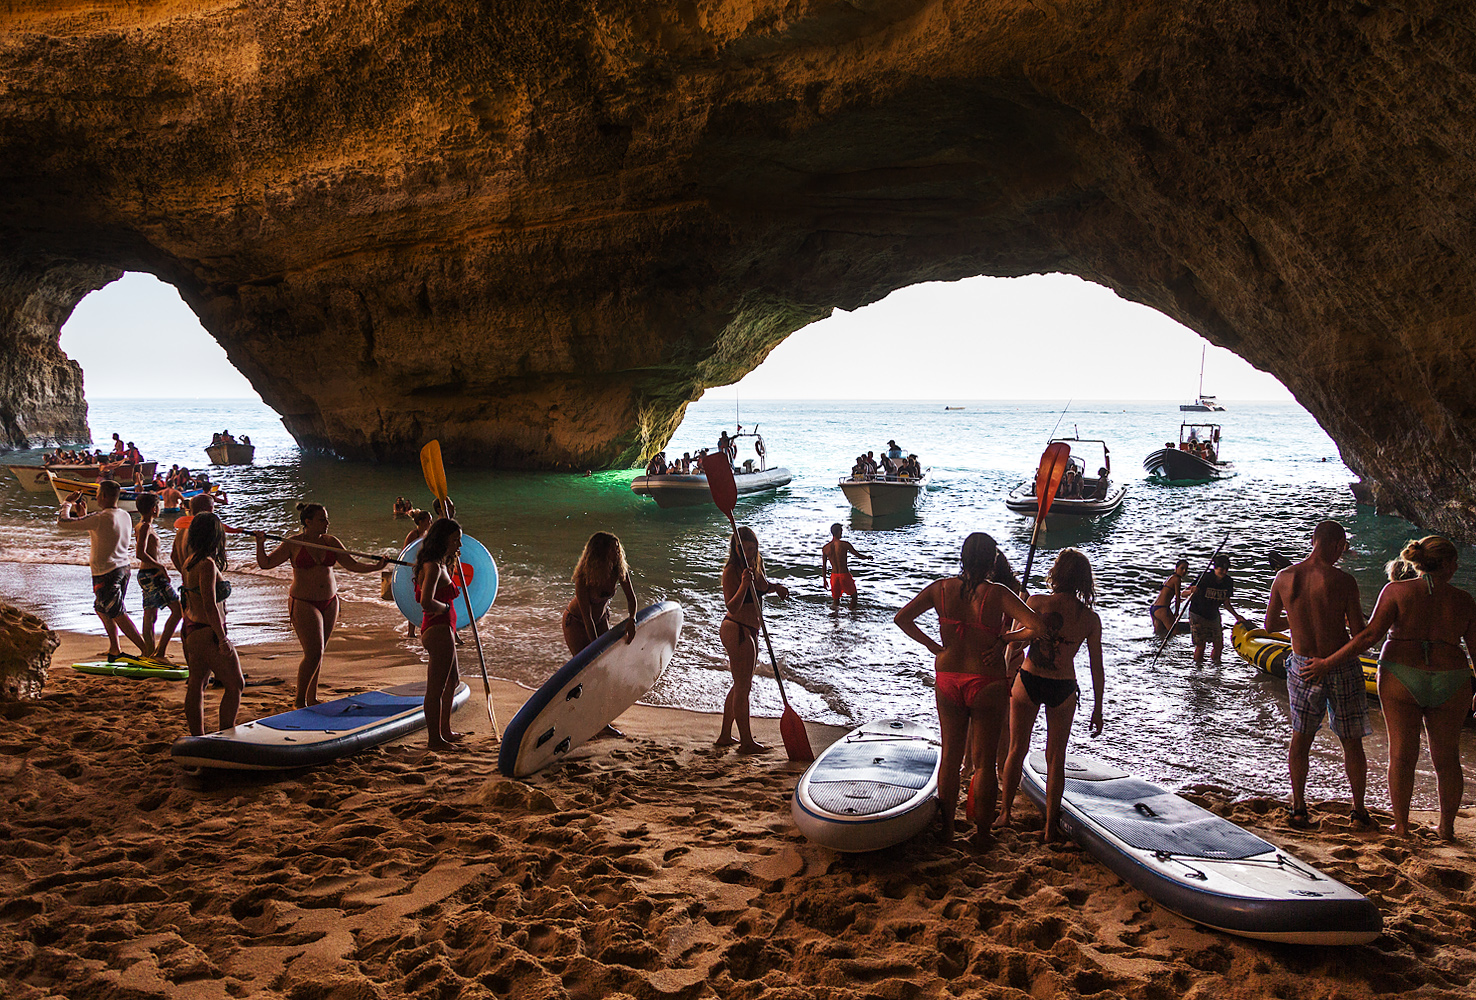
[2,3,1473,534]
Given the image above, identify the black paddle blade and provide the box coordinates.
[1268,551,1293,572]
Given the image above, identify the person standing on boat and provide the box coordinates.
[1264,520,1371,830]
[821,523,871,609]
[717,431,733,465]
[895,533,1043,844]
[1187,554,1248,663]
[253,503,387,708]
[716,526,789,755]
[1150,559,1191,636]
[109,433,125,459]
[58,480,152,660]
[1309,536,1476,840]
[996,548,1105,843]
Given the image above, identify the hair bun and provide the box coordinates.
[296,501,307,512]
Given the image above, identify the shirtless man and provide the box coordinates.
[1150,559,1190,636]
[820,523,871,609]
[171,493,217,573]
[1265,520,1371,829]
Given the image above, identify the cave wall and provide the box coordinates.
[2,2,1476,532]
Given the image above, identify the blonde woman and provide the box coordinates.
[1311,536,1476,839]
[717,526,789,754]
[563,531,638,654]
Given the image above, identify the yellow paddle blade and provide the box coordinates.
[420,441,448,501]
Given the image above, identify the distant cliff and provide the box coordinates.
[3,3,1476,534]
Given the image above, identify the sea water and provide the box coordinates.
[2,396,1472,809]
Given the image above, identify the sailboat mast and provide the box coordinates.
[1197,344,1206,398]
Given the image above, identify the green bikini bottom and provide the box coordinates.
[1378,660,1474,709]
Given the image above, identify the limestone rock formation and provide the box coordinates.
[0,603,60,701]
[3,4,1476,533]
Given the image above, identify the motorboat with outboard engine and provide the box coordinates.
[1006,436,1125,517]
[631,427,791,508]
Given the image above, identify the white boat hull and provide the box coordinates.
[631,467,792,507]
[838,474,927,516]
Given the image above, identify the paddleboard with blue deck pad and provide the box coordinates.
[391,536,497,625]
[499,601,683,778]
[792,719,941,852]
[170,682,469,770]
[1022,752,1381,945]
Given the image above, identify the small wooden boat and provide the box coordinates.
[50,475,219,514]
[1144,423,1233,483]
[838,469,928,517]
[205,442,255,465]
[8,461,155,492]
[944,406,966,411]
[632,428,791,508]
[1006,436,1125,517]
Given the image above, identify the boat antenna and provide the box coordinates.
[1046,399,1072,442]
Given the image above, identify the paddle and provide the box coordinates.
[184,519,412,566]
[700,452,814,762]
[1151,531,1231,665]
[420,440,499,737]
[1020,442,1072,591]
[1268,550,1293,572]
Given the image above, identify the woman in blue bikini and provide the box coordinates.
[1311,536,1476,840]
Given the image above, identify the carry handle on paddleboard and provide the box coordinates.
[1151,531,1231,665]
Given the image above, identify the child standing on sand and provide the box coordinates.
[135,494,183,659]
[716,526,790,754]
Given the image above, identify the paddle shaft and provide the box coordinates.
[724,511,795,711]
[258,533,411,566]
[1151,531,1231,665]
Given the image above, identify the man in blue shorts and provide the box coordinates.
[1265,520,1372,830]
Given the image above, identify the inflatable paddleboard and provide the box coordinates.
[391,536,497,625]
[74,658,189,680]
[1021,752,1381,945]
[171,682,470,770]
[1231,623,1379,695]
[792,719,941,852]
[499,601,683,778]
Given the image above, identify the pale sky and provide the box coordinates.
[62,271,1292,402]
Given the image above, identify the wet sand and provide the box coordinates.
[3,613,1475,1000]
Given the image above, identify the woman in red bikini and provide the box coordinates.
[895,532,1043,843]
[413,517,467,750]
[716,526,790,754]
[181,513,244,736]
[996,548,1105,842]
[254,502,386,708]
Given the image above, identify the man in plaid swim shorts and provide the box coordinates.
[1265,520,1373,830]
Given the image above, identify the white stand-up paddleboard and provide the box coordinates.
[1021,753,1381,945]
[792,719,941,852]
[498,601,684,778]
[171,682,470,770]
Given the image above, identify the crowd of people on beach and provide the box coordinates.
[47,453,1476,844]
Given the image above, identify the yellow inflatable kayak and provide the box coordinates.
[1230,622,1378,696]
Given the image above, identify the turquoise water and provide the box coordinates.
[2,396,1472,808]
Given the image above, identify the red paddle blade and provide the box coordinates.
[1035,442,1072,519]
[701,452,738,514]
[780,706,814,762]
